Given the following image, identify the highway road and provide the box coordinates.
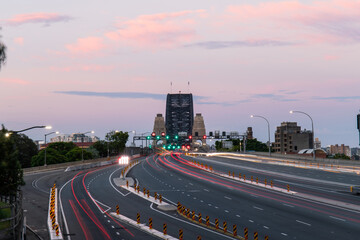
[23,152,360,240]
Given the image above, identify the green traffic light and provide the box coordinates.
[166,135,169,139]
[156,136,160,140]
[149,145,152,148]
[147,136,151,140]
[177,146,180,149]
[175,135,178,139]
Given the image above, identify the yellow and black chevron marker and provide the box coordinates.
[215,218,219,229]
[254,231,258,240]
[206,216,210,226]
[163,223,167,235]
[179,229,183,240]
[197,236,201,240]
[233,224,237,236]
[149,218,152,229]
[116,205,119,215]
[265,235,269,240]
[198,213,202,223]
[244,227,248,240]
[223,221,227,233]
[136,213,140,224]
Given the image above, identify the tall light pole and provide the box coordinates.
[44,131,59,166]
[290,110,315,160]
[251,115,271,156]
[6,125,52,137]
[80,131,94,162]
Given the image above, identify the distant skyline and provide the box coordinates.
[1,0,360,147]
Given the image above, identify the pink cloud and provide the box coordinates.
[227,0,360,43]
[105,10,206,48]
[0,78,29,85]
[50,64,115,72]
[65,37,106,55]
[13,37,24,46]
[324,55,340,61]
[5,13,72,26]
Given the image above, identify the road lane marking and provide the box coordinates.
[282,203,294,208]
[208,204,212,206]
[225,210,229,213]
[281,233,288,236]
[236,215,240,218]
[329,216,346,222]
[204,189,209,192]
[296,220,311,226]
[224,196,232,200]
[189,183,194,186]
[111,225,115,228]
[253,206,263,211]
[263,226,269,229]
[250,195,258,198]
[215,206,219,209]
[249,220,254,223]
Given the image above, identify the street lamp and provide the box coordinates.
[80,131,95,162]
[290,110,315,160]
[251,115,271,156]
[7,125,52,135]
[44,131,59,166]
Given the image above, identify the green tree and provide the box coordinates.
[9,133,38,168]
[215,141,222,151]
[47,142,77,155]
[31,148,68,166]
[333,153,350,160]
[65,148,92,162]
[0,126,24,196]
[241,138,269,152]
[91,140,108,157]
[106,131,129,155]
[0,29,6,70]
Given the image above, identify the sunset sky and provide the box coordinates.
[1,0,360,147]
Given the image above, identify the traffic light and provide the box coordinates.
[161,132,165,137]
[203,135,207,139]
[149,145,152,148]
[151,132,156,137]
[156,136,160,140]
[175,135,178,139]
[166,135,169,139]
[189,135,192,140]
[147,136,151,140]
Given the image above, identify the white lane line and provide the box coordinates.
[189,183,194,186]
[204,189,209,192]
[251,195,258,198]
[296,220,311,226]
[111,225,115,229]
[282,203,294,208]
[178,178,182,180]
[236,215,240,218]
[193,197,197,200]
[224,196,232,200]
[263,226,269,229]
[253,206,263,211]
[281,233,288,236]
[208,204,212,206]
[225,210,229,213]
[214,206,219,209]
[200,200,204,203]
[329,216,346,222]
[249,220,254,223]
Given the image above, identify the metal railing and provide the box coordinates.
[0,190,24,240]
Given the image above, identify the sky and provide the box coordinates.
[1,0,360,148]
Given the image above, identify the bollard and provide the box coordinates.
[126,181,129,188]
[239,173,242,179]
[215,218,219,229]
[223,221,227,233]
[232,172,235,178]
[244,227,248,240]
[187,209,190,218]
[159,194,162,203]
[251,176,253,183]
[163,223,167,235]
[229,171,231,176]
[137,186,140,193]
[55,224,59,236]
[206,216,210,226]
[116,205,119,215]
[254,231,258,240]
[179,229,183,240]
[149,218,153,229]
[271,181,273,188]
[154,192,157,201]
[192,211,195,220]
[134,183,137,190]
[52,217,55,229]
[197,236,201,240]
[233,224,237,236]
[265,235,269,240]
[147,190,150,198]
[143,188,146,196]
[287,184,290,192]
[137,213,140,224]
[198,213,202,223]
[244,174,246,181]
[256,177,258,184]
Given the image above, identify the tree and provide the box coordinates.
[0,126,24,196]
[333,153,350,160]
[241,138,269,152]
[215,141,222,151]
[91,140,108,157]
[9,133,38,168]
[47,142,77,155]
[31,148,67,166]
[0,29,6,70]
[106,131,129,155]
[65,148,92,162]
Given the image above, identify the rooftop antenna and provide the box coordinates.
[188,81,190,93]
[170,82,172,94]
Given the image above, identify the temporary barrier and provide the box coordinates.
[179,229,183,240]
[206,216,210,226]
[254,231,258,240]
[163,223,167,235]
[137,213,140,224]
[198,213,202,223]
[244,227,248,240]
[233,224,237,236]
[215,218,219,229]
[265,235,269,240]
[116,205,119,215]
[149,218,152,229]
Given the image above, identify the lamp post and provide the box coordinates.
[44,131,59,166]
[80,131,94,162]
[6,125,52,137]
[290,110,315,160]
[251,115,271,156]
